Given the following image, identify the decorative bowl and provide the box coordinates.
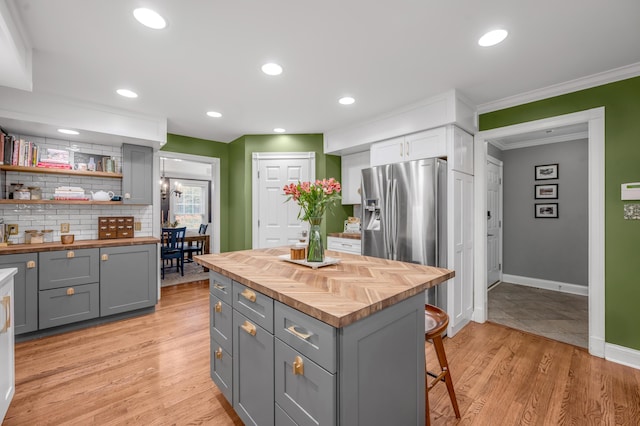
[61,234,75,244]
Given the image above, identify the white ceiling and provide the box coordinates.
[3,0,640,143]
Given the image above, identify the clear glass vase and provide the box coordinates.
[307,217,324,262]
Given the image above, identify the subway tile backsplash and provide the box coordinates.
[1,135,153,243]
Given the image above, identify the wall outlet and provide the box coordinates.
[6,224,18,235]
[60,223,70,233]
[134,221,142,231]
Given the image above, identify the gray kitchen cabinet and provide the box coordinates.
[0,253,37,335]
[39,283,100,329]
[233,309,274,426]
[210,337,233,404]
[39,248,99,290]
[210,293,232,354]
[99,244,157,316]
[122,143,153,205]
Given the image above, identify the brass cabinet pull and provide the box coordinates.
[26,260,36,269]
[399,143,403,157]
[292,356,304,376]
[66,288,75,296]
[405,141,410,156]
[213,283,226,291]
[66,251,75,259]
[1,295,10,333]
[101,254,109,261]
[214,301,222,313]
[240,320,256,336]
[215,347,223,359]
[240,288,256,303]
[287,325,312,340]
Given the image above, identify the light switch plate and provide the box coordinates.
[61,223,70,233]
[7,224,18,235]
[134,221,141,231]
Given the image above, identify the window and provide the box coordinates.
[170,179,210,231]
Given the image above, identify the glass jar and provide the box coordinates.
[41,229,54,243]
[28,186,42,200]
[24,230,43,244]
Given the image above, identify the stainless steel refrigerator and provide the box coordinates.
[361,157,447,309]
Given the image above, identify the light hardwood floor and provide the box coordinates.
[5,280,640,425]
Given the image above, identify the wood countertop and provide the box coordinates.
[195,247,454,328]
[0,236,160,254]
[327,232,361,240]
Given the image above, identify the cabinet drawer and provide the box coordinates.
[39,248,99,290]
[233,281,273,333]
[98,230,118,239]
[39,283,99,329]
[275,301,337,373]
[116,226,134,238]
[210,294,232,354]
[276,403,298,426]
[211,336,233,405]
[275,339,336,426]
[327,237,361,255]
[209,271,232,305]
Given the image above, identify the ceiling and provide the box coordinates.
[3,0,640,143]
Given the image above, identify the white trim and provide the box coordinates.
[486,156,503,287]
[605,343,640,370]
[491,131,589,151]
[501,274,588,297]
[474,107,605,358]
[477,62,640,114]
[154,151,221,255]
[251,152,316,248]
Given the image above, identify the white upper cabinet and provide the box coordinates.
[369,136,405,167]
[341,151,370,205]
[449,126,474,175]
[370,128,447,167]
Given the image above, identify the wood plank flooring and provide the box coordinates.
[5,280,640,425]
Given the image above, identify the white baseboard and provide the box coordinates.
[605,343,640,370]
[501,274,588,296]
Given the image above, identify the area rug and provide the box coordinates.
[161,261,209,287]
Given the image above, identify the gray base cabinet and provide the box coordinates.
[0,253,37,335]
[100,244,157,316]
[209,271,426,425]
[39,283,100,329]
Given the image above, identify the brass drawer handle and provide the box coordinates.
[101,254,109,261]
[66,251,75,259]
[66,288,75,296]
[287,325,312,340]
[214,301,222,313]
[293,356,304,376]
[240,288,256,303]
[213,283,226,291]
[240,320,256,336]
[215,347,223,359]
[1,295,10,333]
[27,260,36,269]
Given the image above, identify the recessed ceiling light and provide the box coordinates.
[58,129,79,135]
[206,111,222,118]
[274,128,286,133]
[339,96,355,105]
[478,29,508,47]
[172,159,182,162]
[262,63,283,76]
[133,8,166,29]
[117,89,138,98]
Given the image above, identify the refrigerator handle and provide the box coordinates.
[384,178,393,257]
[391,178,399,260]
[434,160,440,266]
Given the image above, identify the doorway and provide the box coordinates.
[251,152,315,248]
[486,156,502,288]
[474,107,605,357]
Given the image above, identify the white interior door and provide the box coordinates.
[486,158,502,287]
[252,153,315,248]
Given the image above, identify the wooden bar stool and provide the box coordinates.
[425,304,460,425]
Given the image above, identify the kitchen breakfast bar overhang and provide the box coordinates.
[195,247,454,426]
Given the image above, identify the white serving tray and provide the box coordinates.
[278,254,341,269]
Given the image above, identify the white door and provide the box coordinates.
[486,158,502,287]
[252,153,315,248]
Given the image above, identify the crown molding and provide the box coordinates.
[477,62,640,114]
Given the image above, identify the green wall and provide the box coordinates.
[228,134,351,251]
[479,76,640,350]
[162,134,230,252]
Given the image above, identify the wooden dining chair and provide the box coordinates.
[184,224,208,263]
[161,227,186,279]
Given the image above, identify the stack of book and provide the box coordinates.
[0,133,40,167]
[54,186,88,200]
[37,148,72,169]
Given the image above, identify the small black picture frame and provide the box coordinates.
[535,203,558,218]
[535,163,558,180]
[534,184,558,199]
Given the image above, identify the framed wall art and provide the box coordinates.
[535,184,558,199]
[535,163,558,180]
[535,203,558,218]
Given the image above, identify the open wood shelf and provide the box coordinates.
[0,199,123,205]
[0,165,122,179]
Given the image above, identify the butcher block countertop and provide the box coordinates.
[0,236,160,254]
[195,247,454,328]
[327,232,361,240]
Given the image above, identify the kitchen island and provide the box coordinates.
[195,247,454,426]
